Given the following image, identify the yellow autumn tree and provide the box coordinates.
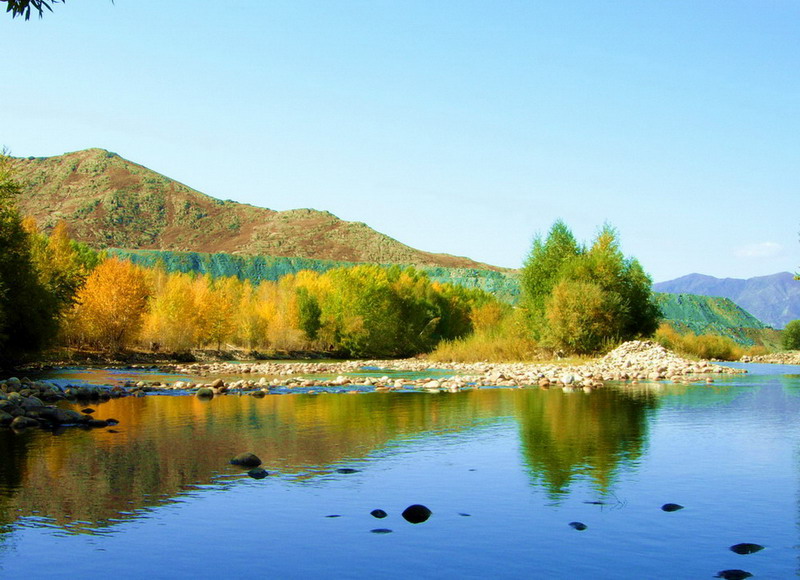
[65,258,150,351]
[141,271,199,351]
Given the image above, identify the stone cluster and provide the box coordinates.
[0,377,123,430]
[147,340,744,396]
[742,351,800,365]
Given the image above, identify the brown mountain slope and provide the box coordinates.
[11,148,501,270]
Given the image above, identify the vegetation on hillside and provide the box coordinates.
[12,148,502,270]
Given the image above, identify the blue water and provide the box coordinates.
[1,363,799,578]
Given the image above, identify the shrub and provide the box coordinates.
[783,320,800,350]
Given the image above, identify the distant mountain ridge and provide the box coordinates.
[654,272,800,329]
[11,148,503,271]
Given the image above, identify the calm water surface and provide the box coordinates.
[1,363,799,579]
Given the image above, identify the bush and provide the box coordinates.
[783,320,800,350]
[653,323,755,361]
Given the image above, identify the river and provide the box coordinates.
[0,363,798,578]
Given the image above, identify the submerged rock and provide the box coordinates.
[401,504,432,524]
[196,387,214,399]
[247,468,269,479]
[568,521,588,531]
[730,543,764,555]
[715,570,753,580]
[661,503,684,512]
[336,467,360,474]
[230,452,262,468]
[370,528,393,534]
[370,509,388,519]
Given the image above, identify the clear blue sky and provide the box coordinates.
[3,0,798,282]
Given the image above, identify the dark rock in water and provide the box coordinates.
[39,408,86,425]
[715,570,753,580]
[247,468,269,480]
[250,390,266,398]
[370,528,393,534]
[81,408,95,414]
[10,416,39,429]
[336,468,359,474]
[370,509,388,519]
[401,504,432,524]
[568,521,588,531]
[458,513,472,517]
[196,387,214,399]
[107,429,119,433]
[730,543,764,555]
[87,419,109,428]
[105,418,119,426]
[325,514,342,518]
[661,503,684,512]
[230,452,262,468]
[0,411,13,426]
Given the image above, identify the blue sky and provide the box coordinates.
[2,0,798,282]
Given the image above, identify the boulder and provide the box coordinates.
[401,504,432,524]
[230,452,262,468]
[10,415,39,429]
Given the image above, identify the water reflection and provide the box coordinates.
[515,387,656,497]
[0,387,657,534]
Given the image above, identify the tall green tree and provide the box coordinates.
[521,220,661,354]
[0,151,60,361]
[520,219,582,325]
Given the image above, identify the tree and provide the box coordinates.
[66,258,149,351]
[521,220,661,354]
[783,320,800,351]
[0,150,61,360]
[520,219,582,325]
[3,0,64,19]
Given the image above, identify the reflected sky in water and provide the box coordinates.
[1,363,799,578]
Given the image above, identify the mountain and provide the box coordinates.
[654,293,779,347]
[10,148,502,271]
[654,272,800,329]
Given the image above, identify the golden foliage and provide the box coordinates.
[65,258,149,350]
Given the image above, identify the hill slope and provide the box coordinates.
[11,148,501,270]
[654,272,800,329]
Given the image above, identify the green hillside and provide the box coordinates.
[107,248,521,303]
[12,148,503,271]
[654,292,777,346]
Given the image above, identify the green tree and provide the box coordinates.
[521,220,661,354]
[783,320,800,350]
[0,150,60,361]
[520,219,582,327]
[296,286,322,342]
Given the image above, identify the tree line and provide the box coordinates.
[62,259,490,358]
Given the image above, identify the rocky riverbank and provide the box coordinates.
[151,340,743,396]
[0,341,746,429]
[742,351,800,365]
[0,377,124,430]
